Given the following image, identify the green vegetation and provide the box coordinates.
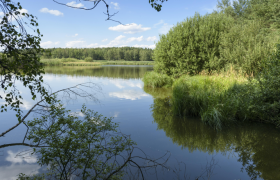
[41,47,154,61]
[41,58,154,66]
[153,0,280,77]
[143,0,280,129]
[143,71,173,88]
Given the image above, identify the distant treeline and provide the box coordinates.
[41,47,154,61]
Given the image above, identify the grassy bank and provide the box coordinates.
[40,58,154,66]
[143,44,280,130]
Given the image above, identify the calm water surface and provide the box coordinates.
[1,65,280,180]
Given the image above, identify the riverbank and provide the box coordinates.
[40,58,154,66]
[143,44,280,130]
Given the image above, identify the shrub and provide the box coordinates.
[143,71,173,88]
[153,12,235,78]
[84,57,93,62]
[245,43,280,126]
[153,10,279,78]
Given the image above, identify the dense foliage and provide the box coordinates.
[152,0,280,77]
[41,47,154,61]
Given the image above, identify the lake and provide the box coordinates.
[1,65,280,180]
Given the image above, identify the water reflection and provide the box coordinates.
[0,150,40,180]
[144,87,280,180]
[43,65,153,79]
[109,90,149,100]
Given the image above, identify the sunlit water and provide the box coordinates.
[1,65,280,180]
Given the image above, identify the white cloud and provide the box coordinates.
[102,38,108,42]
[66,1,84,8]
[73,33,78,37]
[109,23,151,34]
[69,111,85,117]
[6,150,37,164]
[154,20,173,34]
[0,9,28,21]
[65,41,98,48]
[132,44,156,49]
[147,36,157,41]
[159,23,173,34]
[105,35,126,47]
[87,43,98,48]
[41,41,60,48]
[40,8,63,16]
[127,36,143,43]
[111,2,120,10]
[65,40,86,48]
[109,90,149,100]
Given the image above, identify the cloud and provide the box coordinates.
[0,9,29,21]
[159,23,173,34]
[109,90,149,100]
[65,41,98,48]
[109,23,151,34]
[126,36,143,43]
[66,1,84,8]
[132,44,156,49]
[6,150,37,164]
[65,40,86,48]
[154,20,173,34]
[41,41,60,48]
[147,36,157,41]
[87,43,99,48]
[110,2,120,10]
[73,33,78,37]
[105,35,126,47]
[102,38,108,42]
[40,8,63,16]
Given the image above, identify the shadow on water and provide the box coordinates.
[144,86,280,180]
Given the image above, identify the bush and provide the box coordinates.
[84,57,93,62]
[245,43,280,126]
[153,10,279,78]
[143,71,173,88]
[153,12,235,78]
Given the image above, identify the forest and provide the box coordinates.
[41,47,154,61]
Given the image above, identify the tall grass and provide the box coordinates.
[143,71,173,88]
[172,75,248,130]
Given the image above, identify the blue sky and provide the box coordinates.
[14,0,229,49]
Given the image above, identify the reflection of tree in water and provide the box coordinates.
[145,87,280,180]
[44,66,153,79]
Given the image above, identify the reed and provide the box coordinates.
[143,71,173,88]
[171,75,248,130]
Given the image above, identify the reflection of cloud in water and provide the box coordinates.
[6,150,37,164]
[109,80,143,89]
[20,99,34,110]
[0,150,40,180]
[109,90,149,100]
[69,111,85,117]
[0,163,40,180]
